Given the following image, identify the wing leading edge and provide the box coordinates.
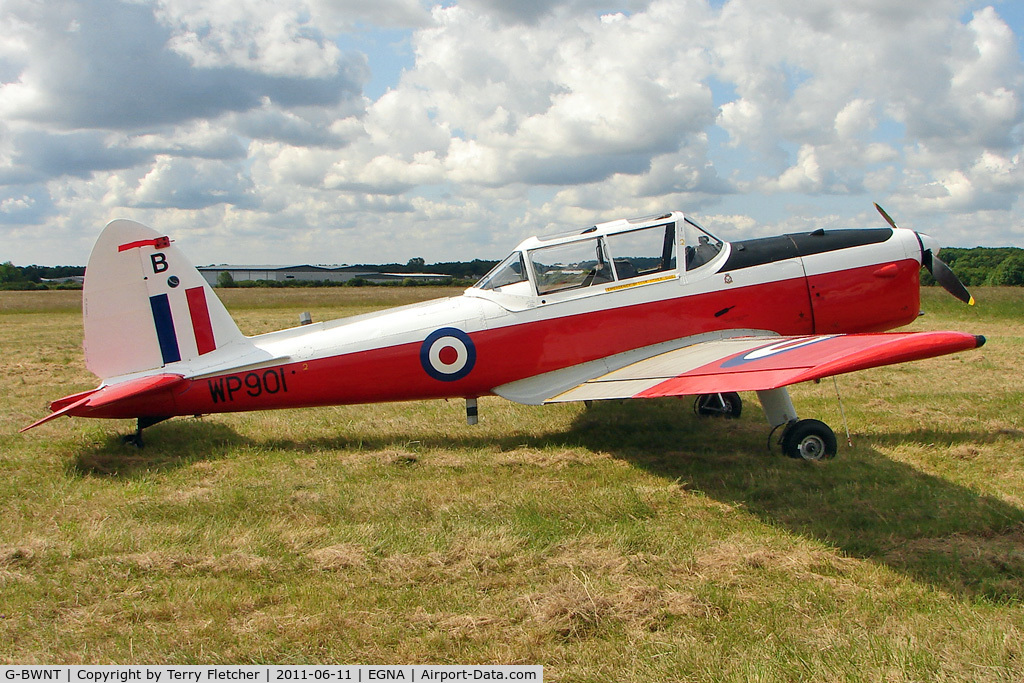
[500,331,985,404]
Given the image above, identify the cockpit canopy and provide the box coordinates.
[473,212,724,297]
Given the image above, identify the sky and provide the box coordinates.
[2,0,1023,267]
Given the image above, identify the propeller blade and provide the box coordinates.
[874,202,975,305]
[874,203,899,230]
[927,250,975,305]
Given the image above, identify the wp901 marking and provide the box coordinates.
[208,368,289,403]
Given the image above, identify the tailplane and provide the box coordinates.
[83,220,244,379]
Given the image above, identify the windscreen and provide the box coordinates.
[474,252,527,291]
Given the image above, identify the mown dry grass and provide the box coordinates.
[2,286,1023,681]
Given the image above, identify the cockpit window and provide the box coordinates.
[475,251,527,291]
[530,237,612,295]
[682,217,723,270]
[605,223,676,280]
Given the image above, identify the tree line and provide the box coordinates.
[925,247,1024,287]
[0,262,85,290]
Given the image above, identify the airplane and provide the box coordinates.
[22,204,984,460]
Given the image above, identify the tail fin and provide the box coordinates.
[84,220,245,379]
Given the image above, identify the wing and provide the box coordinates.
[494,331,985,404]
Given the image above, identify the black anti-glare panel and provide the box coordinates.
[721,228,893,272]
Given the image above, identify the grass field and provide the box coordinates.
[2,286,1023,680]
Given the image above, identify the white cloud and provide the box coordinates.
[0,0,368,130]
[126,156,259,209]
[364,89,451,156]
[901,149,1024,214]
[773,145,824,194]
[309,0,432,30]
[834,99,875,141]
[156,0,344,79]
[405,1,715,188]
[459,0,655,26]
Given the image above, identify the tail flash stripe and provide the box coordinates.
[118,236,171,252]
[149,294,181,364]
[186,286,216,355]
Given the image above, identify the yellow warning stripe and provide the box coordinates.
[605,274,676,293]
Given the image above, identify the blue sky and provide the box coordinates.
[2,0,1023,266]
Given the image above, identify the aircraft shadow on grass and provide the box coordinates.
[69,420,241,477]
[70,399,1024,603]
[572,401,1024,605]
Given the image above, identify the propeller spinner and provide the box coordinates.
[874,203,975,306]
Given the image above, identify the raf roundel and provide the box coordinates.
[420,327,476,382]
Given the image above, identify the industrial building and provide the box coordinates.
[197,264,450,286]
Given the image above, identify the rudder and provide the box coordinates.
[84,220,244,379]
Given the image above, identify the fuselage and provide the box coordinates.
[75,212,925,420]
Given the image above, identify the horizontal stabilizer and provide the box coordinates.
[20,393,97,432]
[85,374,187,408]
[21,374,186,432]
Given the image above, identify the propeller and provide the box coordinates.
[874,203,975,306]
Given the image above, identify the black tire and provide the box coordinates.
[694,392,742,419]
[781,419,837,461]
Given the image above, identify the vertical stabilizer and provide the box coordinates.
[84,220,244,379]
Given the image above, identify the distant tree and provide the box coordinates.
[939,247,1018,286]
[217,271,236,288]
[988,252,1024,286]
[19,265,43,283]
[0,261,23,284]
[407,257,426,269]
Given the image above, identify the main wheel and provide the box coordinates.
[781,419,837,461]
[694,392,742,419]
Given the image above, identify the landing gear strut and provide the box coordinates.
[121,416,170,448]
[756,387,839,461]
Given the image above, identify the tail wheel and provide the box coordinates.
[693,392,742,419]
[781,419,837,461]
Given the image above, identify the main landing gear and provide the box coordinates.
[778,418,837,461]
[693,388,838,461]
[758,388,838,460]
[756,387,838,460]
